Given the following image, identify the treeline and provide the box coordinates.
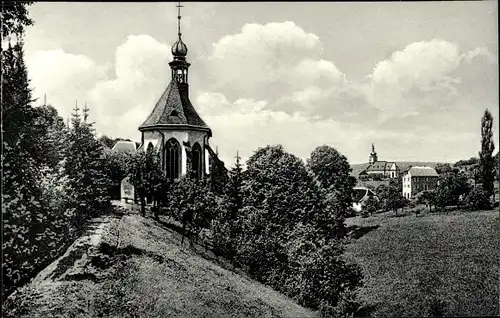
[2,2,111,299]
[115,145,363,316]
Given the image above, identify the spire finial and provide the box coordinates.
[176,2,183,39]
[372,143,375,153]
[43,94,47,106]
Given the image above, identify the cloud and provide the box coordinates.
[365,39,498,123]
[26,49,106,119]
[25,21,498,164]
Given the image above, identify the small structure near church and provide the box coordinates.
[120,177,135,203]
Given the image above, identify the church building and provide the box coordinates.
[359,144,399,179]
[137,4,223,180]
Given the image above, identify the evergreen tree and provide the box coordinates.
[479,109,495,200]
[65,105,110,226]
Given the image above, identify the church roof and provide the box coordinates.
[139,81,210,132]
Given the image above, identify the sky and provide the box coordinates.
[23,1,499,166]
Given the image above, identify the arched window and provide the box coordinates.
[146,142,154,153]
[165,138,181,179]
[192,143,202,179]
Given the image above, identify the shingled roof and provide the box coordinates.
[139,81,210,132]
[407,166,439,177]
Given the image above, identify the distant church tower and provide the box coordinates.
[369,143,378,164]
[138,2,212,179]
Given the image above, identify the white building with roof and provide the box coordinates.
[111,140,137,154]
[402,166,439,199]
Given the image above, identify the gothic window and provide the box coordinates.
[165,138,181,179]
[192,142,202,179]
[147,142,154,153]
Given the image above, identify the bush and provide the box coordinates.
[463,186,492,210]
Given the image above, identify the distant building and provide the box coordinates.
[359,144,399,180]
[111,140,137,154]
[352,186,379,213]
[402,166,439,199]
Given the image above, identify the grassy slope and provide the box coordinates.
[345,210,500,317]
[4,214,315,318]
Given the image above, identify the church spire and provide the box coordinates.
[169,2,190,85]
[369,143,378,164]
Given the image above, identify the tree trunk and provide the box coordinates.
[140,192,146,217]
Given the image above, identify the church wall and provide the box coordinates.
[144,129,210,177]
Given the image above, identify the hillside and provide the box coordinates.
[345,209,499,317]
[3,206,316,318]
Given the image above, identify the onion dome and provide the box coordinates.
[172,37,188,57]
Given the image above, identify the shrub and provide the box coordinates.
[463,186,492,210]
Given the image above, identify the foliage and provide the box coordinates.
[414,190,437,212]
[307,145,356,238]
[479,109,495,199]
[376,180,406,213]
[463,185,492,211]
[98,135,116,149]
[104,150,132,199]
[2,32,45,297]
[435,163,455,175]
[163,173,219,243]
[127,147,164,216]
[212,152,244,260]
[454,157,479,167]
[362,196,379,217]
[435,171,470,209]
[232,145,362,315]
[1,1,34,38]
[65,108,111,225]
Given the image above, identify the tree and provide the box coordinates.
[435,163,454,175]
[307,145,356,238]
[1,1,34,39]
[236,145,363,316]
[463,185,492,211]
[362,195,379,217]
[104,150,132,199]
[377,180,406,214]
[98,134,115,149]
[212,151,244,260]
[65,106,111,225]
[2,38,44,298]
[435,171,470,209]
[479,109,495,200]
[415,190,437,212]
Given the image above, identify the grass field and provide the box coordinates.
[3,211,315,318]
[345,209,500,317]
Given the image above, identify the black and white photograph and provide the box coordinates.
[1,1,499,317]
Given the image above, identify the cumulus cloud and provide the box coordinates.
[25,21,498,164]
[26,49,106,119]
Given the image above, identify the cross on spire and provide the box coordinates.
[176,2,183,38]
